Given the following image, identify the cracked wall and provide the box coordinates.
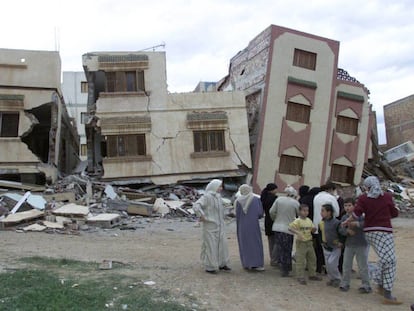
[83,51,251,184]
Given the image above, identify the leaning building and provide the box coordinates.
[219,25,376,191]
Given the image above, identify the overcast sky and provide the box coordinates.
[2,0,413,144]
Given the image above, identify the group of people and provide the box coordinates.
[192,176,402,305]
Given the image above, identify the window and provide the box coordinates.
[279,155,303,175]
[336,116,358,136]
[194,130,225,153]
[0,112,19,137]
[105,71,145,93]
[286,102,311,123]
[81,81,88,93]
[293,49,317,70]
[80,144,87,156]
[331,164,354,184]
[106,134,146,157]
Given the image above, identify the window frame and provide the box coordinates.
[193,130,226,153]
[80,81,88,93]
[106,134,146,158]
[286,101,311,124]
[105,70,145,93]
[293,48,317,70]
[0,112,19,137]
[336,115,359,136]
[279,154,304,176]
[330,164,355,184]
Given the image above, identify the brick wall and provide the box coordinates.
[383,95,414,148]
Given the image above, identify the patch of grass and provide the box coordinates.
[20,256,97,271]
[0,258,194,311]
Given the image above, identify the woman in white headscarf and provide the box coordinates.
[269,185,299,277]
[193,179,230,274]
[234,184,264,271]
[352,176,401,305]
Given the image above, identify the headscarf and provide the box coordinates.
[234,184,254,214]
[284,185,297,197]
[363,176,383,198]
[205,179,222,197]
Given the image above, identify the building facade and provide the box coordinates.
[220,25,375,191]
[0,48,79,184]
[383,94,414,149]
[61,71,88,160]
[82,51,251,184]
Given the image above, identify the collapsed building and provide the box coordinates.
[0,48,80,184]
[82,51,251,185]
[218,25,376,191]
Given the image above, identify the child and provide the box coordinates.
[338,197,372,293]
[289,204,322,285]
[319,203,345,287]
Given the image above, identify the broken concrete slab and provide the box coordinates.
[0,180,45,192]
[55,216,72,225]
[118,189,156,203]
[406,188,414,200]
[23,223,46,232]
[126,201,153,217]
[42,221,65,229]
[87,213,121,228]
[163,200,185,210]
[0,209,44,227]
[40,191,76,203]
[52,203,89,217]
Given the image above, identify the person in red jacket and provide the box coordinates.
[352,176,401,305]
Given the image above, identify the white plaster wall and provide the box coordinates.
[0,138,39,162]
[100,91,251,182]
[62,71,88,159]
[0,49,61,89]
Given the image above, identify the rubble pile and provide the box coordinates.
[1,172,413,233]
[0,176,236,233]
[384,179,414,218]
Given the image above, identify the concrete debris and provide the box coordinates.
[0,180,45,192]
[10,192,32,214]
[0,209,44,228]
[1,169,413,234]
[153,198,171,216]
[87,213,121,228]
[42,220,65,229]
[104,185,118,200]
[126,201,153,217]
[53,203,90,217]
[23,223,46,232]
[99,260,113,270]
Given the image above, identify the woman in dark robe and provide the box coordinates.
[235,184,264,270]
[260,183,278,266]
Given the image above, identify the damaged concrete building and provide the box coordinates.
[82,52,251,185]
[218,25,376,191]
[0,49,80,184]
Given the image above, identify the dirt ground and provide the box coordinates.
[1,217,413,311]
